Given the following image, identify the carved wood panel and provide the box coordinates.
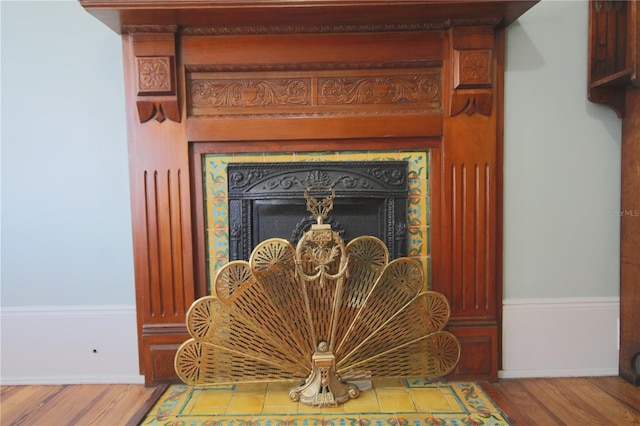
[140,168,190,320]
[187,66,441,118]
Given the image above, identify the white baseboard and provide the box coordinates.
[0,299,620,383]
[500,297,620,379]
[0,305,144,385]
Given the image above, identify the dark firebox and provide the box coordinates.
[227,161,409,261]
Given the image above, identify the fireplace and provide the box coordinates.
[226,160,410,260]
[202,153,430,294]
[81,0,539,386]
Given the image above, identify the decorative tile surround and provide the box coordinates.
[203,150,430,292]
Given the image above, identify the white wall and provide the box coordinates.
[502,0,621,377]
[504,0,621,300]
[1,1,140,383]
[1,1,133,307]
[0,0,622,383]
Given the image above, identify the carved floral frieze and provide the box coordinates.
[319,75,439,105]
[191,79,310,108]
[188,68,441,117]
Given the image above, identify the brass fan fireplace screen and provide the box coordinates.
[175,187,460,407]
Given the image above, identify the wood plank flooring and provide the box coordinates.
[481,377,640,425]
[0,384,165,426]
[1,377,639,425]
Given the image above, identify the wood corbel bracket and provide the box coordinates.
[129,28,181,123]
[449,26,496,117]
[588,85,626,119]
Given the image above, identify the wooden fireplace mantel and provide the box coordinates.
[80,0,538,386]
[81,1,538,33]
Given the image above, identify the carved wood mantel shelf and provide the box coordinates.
[80,0,538,386]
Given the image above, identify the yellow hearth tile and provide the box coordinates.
[182,389,233,415]
[342,389,380,413]
[443,392,464,410]
[264,388,294,406]
[226,392,265,414]
[261,405,298,415]
[267,381,298,391]
[375,387,416,412]
[297,401,324,415]
[409,388,454,412]
[235,382,268,392]
[372,378,405,388]
[322,404,345,414]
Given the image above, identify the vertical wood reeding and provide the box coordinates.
[450,163,457,310]
[449,160,494,315]
[177,169,187,317]
[144,171,155,318]
[167,169,177,317]
[154,170,165,317]
[485,162,491,311]
[462,163,468,310]
[144,169,191,320]
[474,163,480,310]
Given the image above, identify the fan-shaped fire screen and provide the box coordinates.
[175,186,460,408]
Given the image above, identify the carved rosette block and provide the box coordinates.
[136,56,174,95]
[131,30,180,123]
[453,49,492,89]
[449,28,496,117]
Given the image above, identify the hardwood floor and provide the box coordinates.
[0,384,165,426]
[1,377,638,425]
[481,377,640,425]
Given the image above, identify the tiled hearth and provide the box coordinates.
[140,379,513,424]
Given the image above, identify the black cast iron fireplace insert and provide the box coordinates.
[227,161,409,261]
